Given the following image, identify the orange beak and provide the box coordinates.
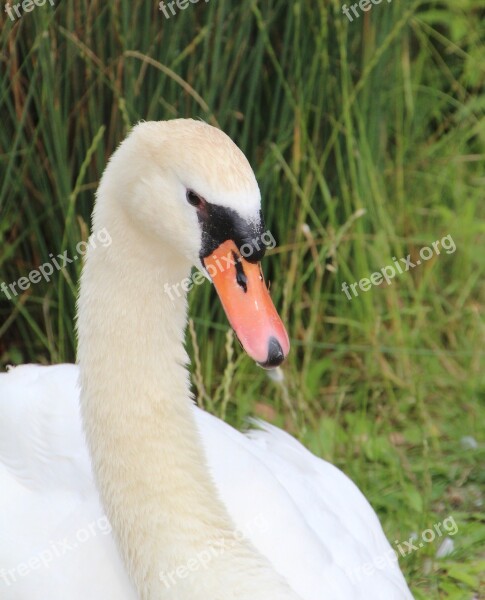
[202,240,290,368]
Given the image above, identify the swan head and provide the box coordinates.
[97,119,289,368]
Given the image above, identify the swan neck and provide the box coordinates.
[77,218,233,596]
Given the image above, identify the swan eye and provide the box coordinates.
[186,190,203,208]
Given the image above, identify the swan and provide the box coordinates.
[0,119,413,600]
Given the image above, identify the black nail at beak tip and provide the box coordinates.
[257,336,285,369]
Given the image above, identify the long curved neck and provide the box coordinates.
[77,198,298,600]
[77,209,224,591]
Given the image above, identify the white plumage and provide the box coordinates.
[0,364,411,599]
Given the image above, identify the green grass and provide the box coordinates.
[1,1,484,597]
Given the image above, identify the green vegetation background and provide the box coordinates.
[1,0,484,597]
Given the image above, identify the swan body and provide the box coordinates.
[0,120,413,599]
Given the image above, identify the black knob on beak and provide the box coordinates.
[258,337,285,369]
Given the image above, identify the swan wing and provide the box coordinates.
[195,409,413,600]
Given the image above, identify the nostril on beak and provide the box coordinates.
[258,336,285,369]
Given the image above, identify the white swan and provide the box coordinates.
[0,119,413,600]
